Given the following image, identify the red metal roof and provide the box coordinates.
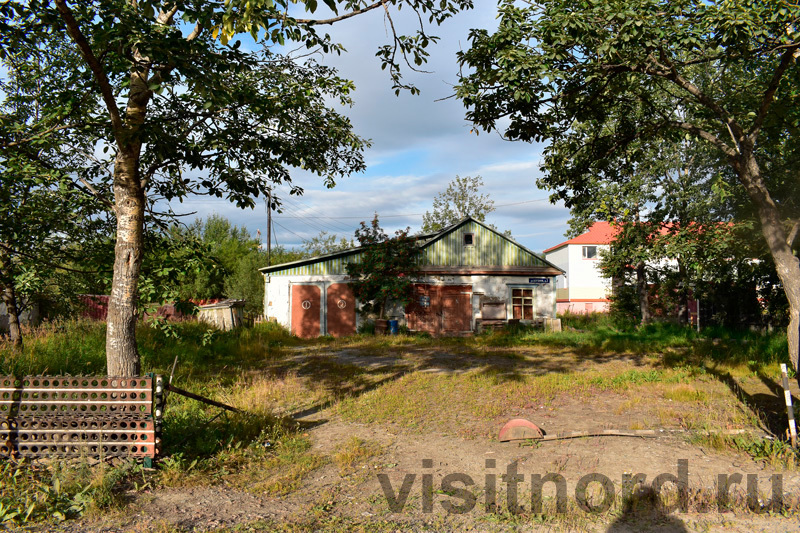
[543,222,619,253]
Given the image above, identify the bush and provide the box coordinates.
[357,320,375,335]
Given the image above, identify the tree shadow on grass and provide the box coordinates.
[704,366,788,438]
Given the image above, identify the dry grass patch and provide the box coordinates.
[332,437,384,477]
[663,384,709,404]
[227,372,330,417]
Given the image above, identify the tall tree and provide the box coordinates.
[301,230,353,257]
[2,0,471,375]
[421,175,496,233]
[458,0,800,372]
[0,32,110,348]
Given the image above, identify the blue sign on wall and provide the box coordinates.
[529,277,550,284]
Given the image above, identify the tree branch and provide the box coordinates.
[749,44,800,140]
[788,219,800,249]
[0,242,110,274]
[76,176,114,209]
[157,4,180,25]
[54,0,123,141]
[669,121,737,158]
[293,1,384,25]
[187,23,203,41]
[1,122,82,149]
[659,51,744,141]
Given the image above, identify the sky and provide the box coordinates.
[174,2,572,254]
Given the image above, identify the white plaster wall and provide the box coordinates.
[545,247,570,290]
[566,244,612,300]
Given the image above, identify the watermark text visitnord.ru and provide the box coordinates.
[377,459,784,514]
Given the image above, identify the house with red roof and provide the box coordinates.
[543,222,619,314]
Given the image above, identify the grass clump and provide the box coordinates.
[691,433,800,470]
[332,436,383,477]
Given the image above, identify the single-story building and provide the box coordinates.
[259,217,564,338]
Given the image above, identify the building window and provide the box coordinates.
[512,288,534,320]
[582,245,598,259]
[463,233,475,246]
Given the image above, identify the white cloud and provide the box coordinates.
[170,3,573,254]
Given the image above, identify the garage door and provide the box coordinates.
[326,283,356,337]
[441,288,472,333]
[291,284,321,338]
[406,284,472,335]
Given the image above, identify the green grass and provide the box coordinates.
[0,320,322,526]
[0,318,300,378]
[0,459,147,524]
[476,318,789,369]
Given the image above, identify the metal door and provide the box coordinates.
[291,284,321,338]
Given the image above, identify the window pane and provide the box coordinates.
[523,306,533,320]
[513,306,522,319]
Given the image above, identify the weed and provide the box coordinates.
[0,459,145,525]
[691,433,800,469]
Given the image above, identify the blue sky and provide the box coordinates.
[176,2,572,253]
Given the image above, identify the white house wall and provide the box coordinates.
[264,273,557,332]
[545,246,570,299]
[567,244,612,300]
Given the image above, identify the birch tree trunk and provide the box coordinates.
[105,150,145,376]
[104,59,151,377]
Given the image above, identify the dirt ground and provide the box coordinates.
[39,344,800,532]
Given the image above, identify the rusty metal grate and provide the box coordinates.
[0,375,163,460]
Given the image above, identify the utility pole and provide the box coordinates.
[267,190,272,267]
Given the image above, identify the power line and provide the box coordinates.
[272,197,550,220]
[273,220,308,242]
[273,186,355,233]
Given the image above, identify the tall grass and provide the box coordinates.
[479,315,788,367]
[0,319,323,526]
[0,318,298,377]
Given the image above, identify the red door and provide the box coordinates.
[441,288,472,332]
[406,284,438,334]
[291,285,321,338]
[326,283,356,337]
[406,284,472,335]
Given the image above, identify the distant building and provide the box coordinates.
[543,222,618,314]
[259,217,564,338]
[197,299,245,331]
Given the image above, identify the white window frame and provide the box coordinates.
[582,245,598,260]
